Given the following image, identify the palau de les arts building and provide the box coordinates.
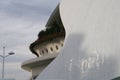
[21,0,120,80]
[21,5,65,80]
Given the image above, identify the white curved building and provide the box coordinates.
[22,0,120,80]
[21,5,65,80]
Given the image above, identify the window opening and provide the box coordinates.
[45,48,48,53]
[41,50,44,54]
[50,47,53,51]
[56,45,58,50]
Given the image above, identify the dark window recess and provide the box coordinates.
[50,47,53,51]
[45,48,48,53]
[56,45,58,50]
[41,50,44,54]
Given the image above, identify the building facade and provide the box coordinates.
[22,0,120,80]
[21,5,65,80]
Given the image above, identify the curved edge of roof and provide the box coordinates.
[21,54,57,71]
[45,4,60,27]
[30,4,65,57]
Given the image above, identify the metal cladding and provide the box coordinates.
[22,4,65,80]
[30,5,65,57]
[36,0,120,80]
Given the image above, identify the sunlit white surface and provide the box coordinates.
[36,0,120,80]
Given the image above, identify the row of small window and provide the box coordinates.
[39,44,63,55]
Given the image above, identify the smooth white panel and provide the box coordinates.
[36,0,120,80]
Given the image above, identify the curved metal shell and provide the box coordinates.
[36,0,120,80]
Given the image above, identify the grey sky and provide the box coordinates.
[0,0,60,80]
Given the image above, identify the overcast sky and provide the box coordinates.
[0,0,60,80]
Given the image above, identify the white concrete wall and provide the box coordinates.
[34,37,64,56]
[32,64,48,78]
[36,0,120,80]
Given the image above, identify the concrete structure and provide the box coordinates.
[22,54,57,79]
[21,5,65,80]
[22,0,120,80]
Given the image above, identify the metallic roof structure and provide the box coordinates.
[36,0,120,80]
